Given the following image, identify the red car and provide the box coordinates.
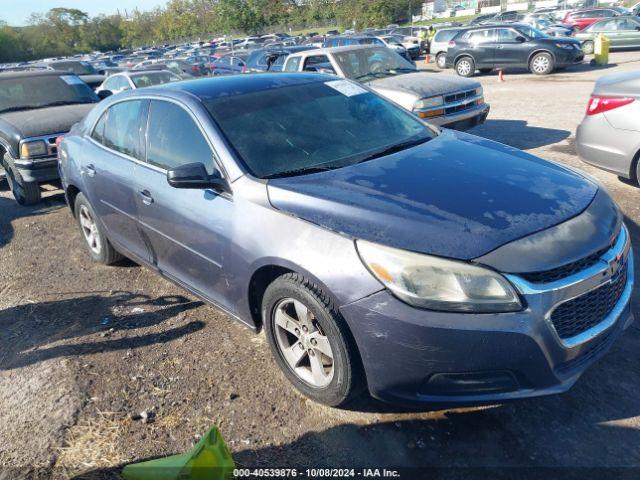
[563,8,619,30]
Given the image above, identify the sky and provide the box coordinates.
[0,0,167,26]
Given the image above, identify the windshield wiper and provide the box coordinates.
[42,100,94,107]
[353,71,392,81]
[356,136,432,164]
[264,165,336,179]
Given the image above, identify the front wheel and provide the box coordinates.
[530,52,554,75]
[582,41,594,55]
[455,56,475,77]
[263,273,364,407]
[5,162,40,205]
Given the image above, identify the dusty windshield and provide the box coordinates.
[332,47,416,81]
[0,75,98,113]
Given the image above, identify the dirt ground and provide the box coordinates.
[1,51,640,479]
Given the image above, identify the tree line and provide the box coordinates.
[0,0,418,63]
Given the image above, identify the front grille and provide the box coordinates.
[444,89,476,104]
[550,262,627,340]
[521,232,619,283]
[555,326,618,376]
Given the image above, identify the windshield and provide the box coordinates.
[332,47,416,81]
[204,80,435,179]
[52,61,97,75]
[0,75,98,113]
[131,72,181,88]
[519,25,549,39]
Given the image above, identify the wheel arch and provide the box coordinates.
[246,259,342,332]
[527,49,556,66]
[65,184,82,217]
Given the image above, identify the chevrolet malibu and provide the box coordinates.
[58,74,633,408]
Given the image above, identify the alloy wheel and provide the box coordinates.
[437,54,446,69]
[457,59,471,76]
[532,55,550,74]
[78,205,102,255]
[273,297,335,388]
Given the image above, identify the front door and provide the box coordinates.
[134,99,233,308]
[494,28,530,66]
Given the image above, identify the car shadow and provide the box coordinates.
[0,191,67,249]
[0,291,205,370]
[469,119,570,150]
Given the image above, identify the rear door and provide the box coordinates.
[464,28,497,67]
[84,99,150,262]
[134,99,233,307]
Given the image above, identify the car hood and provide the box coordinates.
[365,71,480,100]
[0,103,95,155]
[267,129,598,261]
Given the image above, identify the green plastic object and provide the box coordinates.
[122,426,235,480]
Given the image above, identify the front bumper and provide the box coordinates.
[13,156,60,183]
[576,113,639,178]
[555,47,584,66]
[422,102,490,130]
[340,227,633,408]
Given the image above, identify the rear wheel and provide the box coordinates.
[4,161,40,205]
[436,53,447,69]
[263,273,364,407]
[74,193,123,265]
[529,52,554,75]
[455,56,475,77]
[582,41,594,55]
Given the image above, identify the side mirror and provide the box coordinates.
[167,162,229,193]
[97,90,113,100]
[636,26,640,31]
[515,36,527,43]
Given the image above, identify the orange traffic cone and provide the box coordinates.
[425,54,430,65]
[498,69,505,82]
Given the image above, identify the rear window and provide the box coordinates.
[0,75,98,113]
[131,72,181,88]
[434,29,460,42]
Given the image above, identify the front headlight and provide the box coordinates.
[356,240,522,313]
[556,43,574,49]
[20,140,48,158]
[475,86,483,97]
[414,96,444,110]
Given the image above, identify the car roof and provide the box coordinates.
[0,70,69,79]
[146,72,333,100]
[289,44,381,55]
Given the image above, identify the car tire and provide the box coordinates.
[479,68,493,74]
[529,52,554,75]
[74,192,123,265]
[582,41,594,55]
[436,53,447,69]
[4,161,40,206]
[262,272,364,407]
[455,56,475,77]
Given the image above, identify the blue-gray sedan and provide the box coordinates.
[58,74,633,408]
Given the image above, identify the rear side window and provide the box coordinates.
[97,100,148,159]
[465,29,495,44]
[146,100,214,173]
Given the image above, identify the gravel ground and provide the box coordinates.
[1,51,640,479]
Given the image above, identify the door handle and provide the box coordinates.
[85,164,96,177]
[496,45,504,49]
[139,190,154,206]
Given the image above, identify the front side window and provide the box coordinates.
[496,29,521,42]
[284,57,301,72]
[146,100,214,173]
[100,100,148,159]
[204,80,436,179]
[303,55,331,71]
